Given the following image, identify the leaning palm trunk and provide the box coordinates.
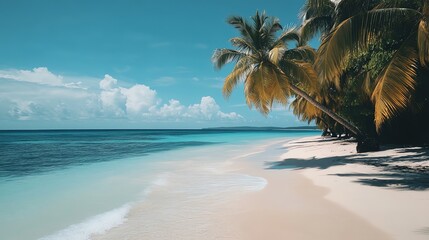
[289,84,378,152]
[212,11,379,152]
[288,84,362,137]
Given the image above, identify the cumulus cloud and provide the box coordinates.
[0,67,243,124]
[99,74,118,90]
[121,84,158,115]
[8,101,37,120]
[156,96,242,121]
[0,67,86,89]
[97,76,241,121]
[187,96,242,120]
[157,99,185,118]
[99,88,125,117]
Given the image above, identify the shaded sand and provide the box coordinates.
[93,136,429,239]
[227,140,392,240]
[272,136,429,240]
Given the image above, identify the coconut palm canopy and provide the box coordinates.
[315,0,429,130]
[212,11,364,139]
[212,11,318,114]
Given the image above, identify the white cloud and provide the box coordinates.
[99,74,118,90]
[0,67,63,86]
[8,101,36,120]
[0,67,87,89]
[157,99,185,118]
[0,67,243,124]
[187,96,220,120]
[121,84,158,115]
[96,76,241,121]
[185,96,242,120]
[99,88,125,117]
[99,75,159,117]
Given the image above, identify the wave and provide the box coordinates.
[38,203,131,240]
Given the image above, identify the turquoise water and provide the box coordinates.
[0,129,319,240]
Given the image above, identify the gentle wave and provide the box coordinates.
[38,204,131,240]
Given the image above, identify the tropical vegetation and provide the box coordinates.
[212,0,429,151]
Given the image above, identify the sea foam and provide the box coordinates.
[38,203,131,240]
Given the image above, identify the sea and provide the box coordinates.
[0,129,319,240]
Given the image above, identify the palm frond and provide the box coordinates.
[223,57,254,98]
[300,16,333,42]
[269,43,286,65]
[264,63,290,105]
[243,62,290,114]
[245,64,267,113]
[374,0,422,9]
[283,45,316,63]
[265,17,283,35]
[290,95,321,123]
[371,41,419,131]
[316,8,421,87]
[230,37,257,53]
[362,72,373,98]
[272,27,300,49]
[262,16,283,46]
[300,0,335,20]
[212,49,245,69]
[334,0,375,25]
[279,59,318,93]
[420,1,429,67]
[227,16,254,43]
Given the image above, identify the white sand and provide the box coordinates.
[93,136,429,240]
[276,136,429,240]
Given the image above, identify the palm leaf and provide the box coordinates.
[223,57,253,98]
[283,45,316,63]
[264,64,290,106]
[300,0,335,20]
[371,40,419,131]
[230,37,257,53]
[262,16,283,46]
[227,16,254,42]
[316,8,421,88]
[362,72,373,98]
[279,59,318,93]
[212,49,245,69]
[334,0,375,25]
[272,27,300,49]
[269,43,286,65]
[418,0,429,66]
[300,16,333,42]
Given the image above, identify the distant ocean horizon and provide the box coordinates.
[0,128,319,240]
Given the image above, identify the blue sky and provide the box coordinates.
[0,0,314,129]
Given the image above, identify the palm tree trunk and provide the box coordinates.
[289,84,363,138]
[289,84,379,152]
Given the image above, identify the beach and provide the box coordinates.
[92,135,429,240]
[2,131,429,240]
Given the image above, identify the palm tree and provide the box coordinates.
[315,0,429,131]
[300,0,377,43]
[212,11,366,147]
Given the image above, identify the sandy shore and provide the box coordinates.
[228,136,429,240]
[94,136,429,240]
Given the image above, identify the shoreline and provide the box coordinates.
[222,138,392,240]
[277,136,429,240]
[93,135,429,239]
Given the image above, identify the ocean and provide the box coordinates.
[0,129,319,240]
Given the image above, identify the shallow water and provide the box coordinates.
[0,129,319,240]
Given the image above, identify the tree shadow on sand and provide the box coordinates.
[267,142,429,191]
